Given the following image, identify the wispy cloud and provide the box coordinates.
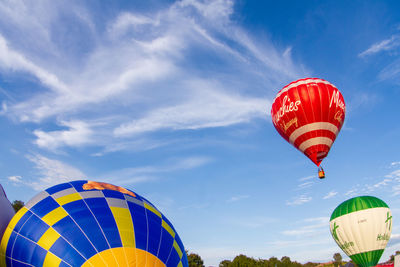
[33,120,94,151]
[359,34,400,57]
[386,169,400,179]
[341,163,400,197]
[99,156,212,185]
[0,35,69,97]
[345,187,360,197]
[358,32,400,83]
[7,175,22,183]
[0,0,306,153]
[299,175,315,181]
[296,181,315,190]
[226,194,249,203]
[323,191,338,199]
[282,217,328,236]
[114,86,268,136]
[12,154,87,191]
[294,175,315,191]
[366,178,392,191]
[286,194,312,206]
[377,59,400,82]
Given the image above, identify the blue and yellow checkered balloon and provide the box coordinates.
[0,180,188,267]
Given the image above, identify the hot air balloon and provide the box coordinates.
[330,196,392,267]
[0,185,15,242]
[0,180,188,267]
[271,78,345,178]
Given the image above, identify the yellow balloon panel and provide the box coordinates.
[82,247,166,267]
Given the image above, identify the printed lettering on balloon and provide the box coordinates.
[330,90,345,111]
[377,233,390,241]
[281,117,298,133]
[334,111,344,124]
[339,241,354,251]
[273,95,301,125]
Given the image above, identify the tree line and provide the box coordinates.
[187,250,400,267]
[187,252,323,267]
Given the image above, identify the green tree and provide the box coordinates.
[333,253,342,267]
[218,254,322,267]
[268,256,280,267]
[11,200,24,212]
[219,260,232,267]
[279,256,289,267]
[187,251,204,267]
[231,254,257,267]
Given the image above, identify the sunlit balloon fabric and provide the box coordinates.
[0,180,188,267]
[271,78,345,166]
[330,196,392,267]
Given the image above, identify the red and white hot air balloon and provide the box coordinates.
[271,78,345,179]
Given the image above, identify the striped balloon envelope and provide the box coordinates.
[0,180,188,267]
[271,78,345,168]
[330,196,392,267]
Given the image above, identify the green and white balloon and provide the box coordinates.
[330,196,392,267]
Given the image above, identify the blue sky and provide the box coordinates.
[0,0,400,266]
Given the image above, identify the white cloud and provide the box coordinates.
[391,161,400,167]
[282,217,328,236]
[8,175,22,183]
[296,181,314,190]
[93,138,178,156]
[388,169,400,179]
[99,156,212,185]
[114,86,269,136]
[26,154,87,191]
[33,120,94,151]
[108,12,157,38]
[377,59,400,82]
[323,191,338,199]
[299,175,314,181]
[226,195,249,203]
[345,186,361,197]
[358,33,400,83]
[369,178,392,190]
[286,194,312,206]
[342,165,400,196]
[267,217,337,263]
[359,34,400,57]
[178,0,233,23]
[0,0,306,153]
[0,35,69,96]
